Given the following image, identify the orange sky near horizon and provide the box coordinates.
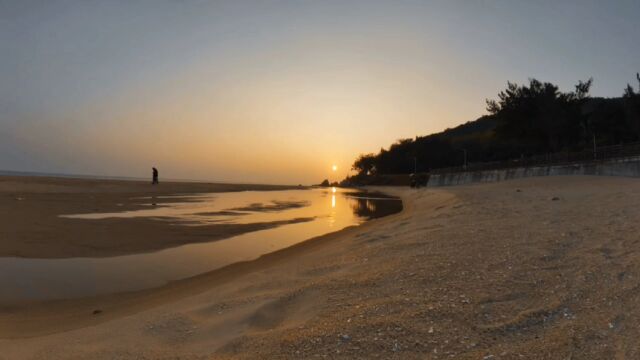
[15,26,480,184]
[3,1,639,184]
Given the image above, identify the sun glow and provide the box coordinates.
[332,165,338,172]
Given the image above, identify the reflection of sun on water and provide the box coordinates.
[331,187,336,208]
[329,188,336,227]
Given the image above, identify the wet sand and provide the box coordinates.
[0,176,302,258]
[3,175,640,359]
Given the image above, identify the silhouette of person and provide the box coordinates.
[152,167,159,185]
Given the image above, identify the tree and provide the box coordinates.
[568,78,593,101]
[346,75,640,184]
[622,73,640,138]
[623,73,640,98]
[352,153,377,176]
[486,78,592,153]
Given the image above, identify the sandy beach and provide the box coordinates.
[0,176,302,258]
[2,175,640,359]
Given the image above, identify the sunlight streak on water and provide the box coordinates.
[0,188,401,304]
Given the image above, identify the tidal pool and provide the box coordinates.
[0,187,401,305]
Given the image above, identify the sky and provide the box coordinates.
[1,0,639,184]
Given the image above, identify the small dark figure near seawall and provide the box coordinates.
[152,167,159,185]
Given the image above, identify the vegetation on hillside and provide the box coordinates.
[346,74,640,183]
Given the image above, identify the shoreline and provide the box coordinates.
[0,175,404,339]
[0,171,302,187]
[3,175,639,358]
[0,175,307,259]
[0,174,304,194]
[0,194,406,338]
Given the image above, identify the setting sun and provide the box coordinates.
[332,165,338,172]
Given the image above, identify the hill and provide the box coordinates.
[345,75,640,184]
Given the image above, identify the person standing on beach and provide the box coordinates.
[152,167,159,185]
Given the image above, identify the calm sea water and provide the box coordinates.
[0,187,401,305]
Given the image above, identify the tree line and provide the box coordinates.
[345,74,640,183]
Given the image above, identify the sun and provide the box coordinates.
[332,164,338,172]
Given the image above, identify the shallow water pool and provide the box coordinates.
[0,187,401,304]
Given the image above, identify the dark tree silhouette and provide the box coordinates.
[622,73,640,138]
[344,74,640,184]
[352,153,377,175]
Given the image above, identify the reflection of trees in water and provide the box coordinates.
[347,194,402,219]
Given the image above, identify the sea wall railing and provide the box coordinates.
[430,141,640,175]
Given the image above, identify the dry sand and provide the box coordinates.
[2,175,640,359]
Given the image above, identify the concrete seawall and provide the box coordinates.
[428,156,640,187]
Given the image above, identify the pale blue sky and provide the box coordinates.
[1,1,639,183]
